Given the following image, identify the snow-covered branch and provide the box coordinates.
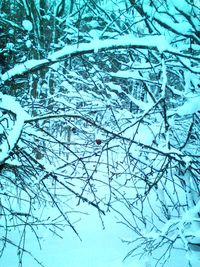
[0,1,199,266]
[0,93,29,164]
[1,34,199,84]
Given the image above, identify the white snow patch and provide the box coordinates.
[25,40,32,48]
[176,95,200,116]
[22,19,33,31]
[6,42,14,50]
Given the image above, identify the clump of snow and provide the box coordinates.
[42,15,50,20]
[106,82,123,93]
[22,20,33,31]
[8,29,14,35]
[6,42,14,50]
[154,35,169,53]
[89,29,102,39]
[25,40,32,48]
[183,156,191,169]
[90,38,101,53]
[176,95,200,116]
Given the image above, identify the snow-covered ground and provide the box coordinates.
[0,206,144,267]
[0,198,195,267]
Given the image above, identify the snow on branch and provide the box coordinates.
[140,0,200,45]
[1,59,49,83]
[48,34,169,60]
[143,197,200,250]
[0,93,30,164]
[1,35,199,84]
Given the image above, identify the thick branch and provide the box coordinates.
[1,35,199,84]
